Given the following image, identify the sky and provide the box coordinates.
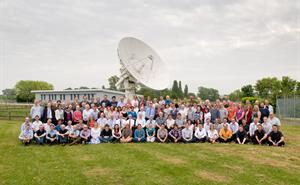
[0,0,299,95]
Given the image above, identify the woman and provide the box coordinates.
[236,103,245,125]
[120,124,133,143]
[245,105,252,125]
[207,124,219,144]
[194,106,203,123]
[252,105,261,122]
[55,104,64,123]
[157,124,168,143]
[166,114,175,131]
[146,122,156,142]
[194,123,206,143]
[64,106,73,125]
[120,106,128,118]
[112,124,121,142]
[73,105,82,124]
[90,123,101,144]
[87,116,95,128]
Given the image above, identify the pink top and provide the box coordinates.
[73,111,82,122]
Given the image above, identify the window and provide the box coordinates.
[71,94,73,100]
[60,94,62,100]
[91,94,94,98]
[63,94,65,100]
[88,94,90,100]
[54,94,57,100]
[51,94,54,100]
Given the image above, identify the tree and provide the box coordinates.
[178,81,183,98]
[15,80,54,102]
[241,84,254,97]
[64,87,72,90]
[197,86,220,101]
[101,85,105,89]
[108,75,119,91]
[2,88,16,100]
[184,84,188,97]
[255,77,281,104]
[280,76,297,96]
[79,86,89,89]
[229,89,243,101]
[296,82,300,95]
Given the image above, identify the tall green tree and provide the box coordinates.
[255,77,281,104]
[108,75,119,91]
[197,86,220,101]
[241,84,254,97]
[15,80,54,102]
[178,81,183,98]
[229,89,243,101]
[2,88,16,100]
[280,76,297,96]
[184,84,188,97]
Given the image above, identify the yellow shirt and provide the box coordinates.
[219,128,232,139]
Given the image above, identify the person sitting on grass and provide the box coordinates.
[19,125,33,146]
[76,119,85,131]
[66,120,73,133]
[55,119,63,132]
[120,124,133,143]
[268,125,285,147]
[219,123,233,143]
[90,123,101,144]
[253,124,267,145]
[112,124,122,143]
[249,117,259,143]
[169,124,182,143]
[157,124,168,143]
[46,124,57,145]
[262,116,272,135]
[20,117,32,132]
[194,124,206,143]
[133,124,146,143]
[68,125,80,145]
[100,124,113,143]
[235,125,248,144]
[229,118,239,141]
[58,124,69,145]
[207,124,218,144]
[241,118,249,133]
[182,123,194,143]
[146,122,156,142]
[34,125,46,145]
[80,125,91,144]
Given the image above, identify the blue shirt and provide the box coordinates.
[145,106,155,119]
[134,129,145,139]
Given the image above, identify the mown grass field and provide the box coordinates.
[0,120,300,185]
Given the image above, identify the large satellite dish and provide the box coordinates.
[116,37,170,100]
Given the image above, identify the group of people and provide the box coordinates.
[18,95,285,147]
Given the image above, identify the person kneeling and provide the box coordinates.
[219,123,232,143]
[100,124,113,143]
[46,124,57,145]
[34,125,46,145]
[182,123,194,143]
[133,124,146,143]
[253,124,267,145]
[80,125,91,144]
[157,124,168,143]
[146,122,156,142]
[19,125,33,146]
[120,124,132,143]
[194,124,206,143]
[169,124,182,143]
[235,125,248,144]
[268,125,285,147]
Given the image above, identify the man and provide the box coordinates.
[165,95,172,105]
[182,123,194,143]
[100,124,113,143]
[157,124,168,143]
[19,125,33,145]
[235,125,248,144]
[194,124,206,143]
[115,113,126,129]
[227,102,237,121]
[203,118,212,133]
[80,125,91,144]
[34,125,46,145]
[117,96,125,107]
[268,125,285,147]
[155,112,166,129]
[30,100,42,120]
[259,102,270,123]
[90,104,99,121]
[32,115,43,133]
[253,124,267,145]
[210,104,220,123]
[43,119,52,133]
[265,100,273,113]
[126,114,135,130]
[175,113,185,129]
[249,117,259,141]
[97,113,108,129]
[145,102,155,120]
[58,125,69,145]
[268,113,281,126]
[100,95,111,107]
[229,118,239,141]
[133,124,146,143]
[111,96,118,107]
[262,116,272,134]
[219,103,228,122]
[107,115,116,129]
[68,125,80,145]
[42,102,55,123]
[46,124,57,145]
[219,123,232,143]
[169,124,182,143]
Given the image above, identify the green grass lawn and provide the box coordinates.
[0,120,300,185]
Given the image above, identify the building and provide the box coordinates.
[31,89,127,102]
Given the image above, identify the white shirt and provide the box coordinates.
[229,122,239,134]
[249,122,258,136]
[97,117,108,128]
[32,120,42,131]
[30,105,42,118]
[90,109,99,120]
[126,119,135,128]
[262,122,272,134]
[203,123,210,133]
[166,118,175,129]
[137,111,146,119]
[204,112,211,122]
[268,117,281,126]
[82,109,93,121]
[207,129,219,139]
[136,118,146,128]
[115,118,126,129]
[194,128,207,139]
[91,128,101,139]
[55,109,64,120]
[43,123,51,133]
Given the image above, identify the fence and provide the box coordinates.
[0,103,31,121]
[276,95,300,118]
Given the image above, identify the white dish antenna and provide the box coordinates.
[116,37,170,100]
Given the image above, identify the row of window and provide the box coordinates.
[40,93,95,101]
